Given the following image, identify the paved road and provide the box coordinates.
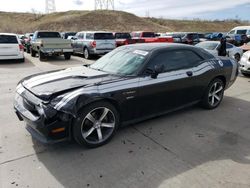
[1,53,250,188]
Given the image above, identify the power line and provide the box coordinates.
[45,0,56,14]
[95,0,114,10]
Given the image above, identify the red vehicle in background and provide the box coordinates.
[114,32,144,47]
[131,31,173,43]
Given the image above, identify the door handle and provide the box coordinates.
[186,71,193,77]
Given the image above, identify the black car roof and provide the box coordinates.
[122,43,199,52]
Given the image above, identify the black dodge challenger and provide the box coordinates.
[14,43,238,147]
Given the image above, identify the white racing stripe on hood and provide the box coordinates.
[23,66,107,88]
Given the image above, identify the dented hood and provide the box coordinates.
[21,66,118,100]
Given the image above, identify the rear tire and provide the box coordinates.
[64,53,71,60]
[26,47,30,54]
[83,48,91,59]
[73,101,119,148]
[201,78,225,109]
[31,48,36,57]
[19,58,25,63]
[39,51,46,61]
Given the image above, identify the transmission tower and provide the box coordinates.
[45,0,56,14]
[95,0,114,10]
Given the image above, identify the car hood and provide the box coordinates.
[21,66,120,101]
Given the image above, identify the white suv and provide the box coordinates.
[0,33,25,62]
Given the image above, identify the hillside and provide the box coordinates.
[0,10,249,34]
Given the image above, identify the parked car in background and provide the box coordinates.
[209,32,224,40]
[71,31,116,59]
[181,32,199,45]
[18,34,26,45]
[14,43,238,147]
[164,33,182,43]
[0,33,24,62]
[61,32,77,40]
[196,41,243,61]
[198,33,208,42]
[30,31,73,61]
[228,26,250,38]
[131,31,173,43]
[239,51,250,76]
[23,33,33,53]
[240,42,250,52]
[113,32,137,47]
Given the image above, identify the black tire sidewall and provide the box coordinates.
[73,101,119,148]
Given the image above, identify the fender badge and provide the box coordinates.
[218,60,224,67]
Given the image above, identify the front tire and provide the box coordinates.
[73,101,119,148]
[201,78,225,109]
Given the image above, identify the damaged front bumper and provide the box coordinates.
[14,89,72,144]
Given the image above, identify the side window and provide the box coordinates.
[86,33,94,40]
[135,33,140,38]
[147,50,203,73]
[228,30,235,34]
[77,33,83,39]
[226,43,233,49]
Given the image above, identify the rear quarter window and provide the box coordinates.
[0,35,18,44]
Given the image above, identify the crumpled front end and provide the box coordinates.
[14,84,72,144]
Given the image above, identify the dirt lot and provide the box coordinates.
[0,53,250,188]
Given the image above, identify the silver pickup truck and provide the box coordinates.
[30,31,73,61]
[71,31,116,59]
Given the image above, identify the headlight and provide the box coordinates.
[36,103,57,119]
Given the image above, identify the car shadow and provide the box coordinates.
[0,59,35,68]
[32,96,250,188]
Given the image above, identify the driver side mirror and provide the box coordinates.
[146,64,165,79]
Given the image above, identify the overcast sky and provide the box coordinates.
[1,0,250,20]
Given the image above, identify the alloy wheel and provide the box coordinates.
[208,82,224,107]
[81,107,115,144]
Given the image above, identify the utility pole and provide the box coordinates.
[95,0,114,10]
[45,0,56,14]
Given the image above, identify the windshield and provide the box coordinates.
[37,32,61,38]
[94,33,114,40]
[90,48,148,76]
[142,32,155,38]
[196,42,218,50]
[115,33,131,39]
[0,35,18,44]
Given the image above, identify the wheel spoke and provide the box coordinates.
[99,108,109,121]
[97,128,103,141]
[86,113,96,123]
[215,86,223,94]
[214,94,220,101]
[213,83,217,92]
[211,96,215,105]
[83,127,95,138]
[101,123,115,128]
